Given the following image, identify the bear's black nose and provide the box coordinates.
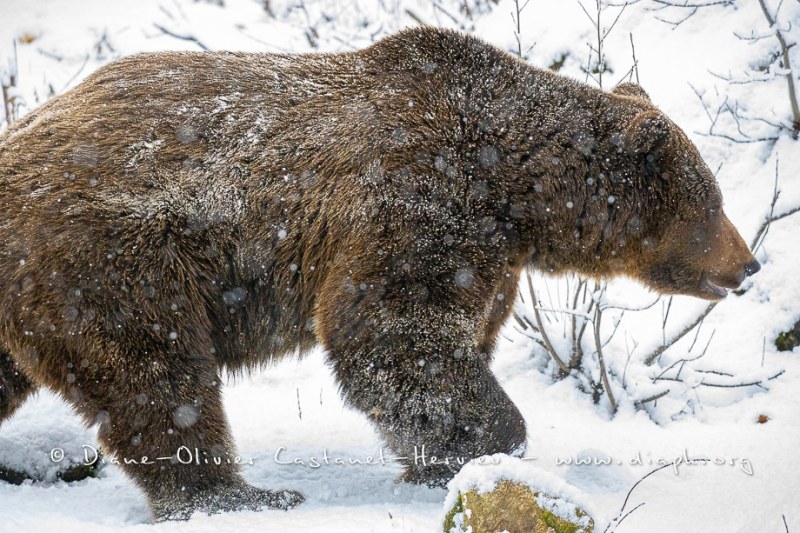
[744,259,761,277]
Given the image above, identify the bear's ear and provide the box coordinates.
[612,82,651,101]
[624,111,671,156]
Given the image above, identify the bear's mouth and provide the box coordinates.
[700,276,729,299]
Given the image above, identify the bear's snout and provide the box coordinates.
[647,209,759,301]
[699,219,758,299]
[744,258,761,277]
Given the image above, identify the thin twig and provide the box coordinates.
[655,351,707,381]
[527,271,571,374]
[654,6,697,28]
[645,302,717,366]
[656,369,784,388]
[756,0,800,138]
[750,158,800,255]
[296,387,302,420]
[511,0,532,58]
[752,157,781,253]
[661,296,673,347]
[1,41,19,127]
[404,8,427,26]
[603,462,675,533]
[633,388,670,407]
[595,0,604,88]
[570,278,586,367]
[690,80,782,143]
[594,305,618,412]
[433,0,461,25]
[153,23,210,50]
[630,32,639,83]
[59,53,90,93]
[651,0,733,7]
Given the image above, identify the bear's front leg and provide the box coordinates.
[317,283,527,486]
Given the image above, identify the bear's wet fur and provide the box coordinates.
[0,27,757,519]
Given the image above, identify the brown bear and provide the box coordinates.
[0,27,759,520]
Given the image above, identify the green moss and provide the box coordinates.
[775,319,800,352]
[443,481,593,533]
[540,506,592,533]
[540,507,578,533]
[776,330,799,352]
[442,491,465,532]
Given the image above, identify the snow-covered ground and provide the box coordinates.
[1,0,798,531]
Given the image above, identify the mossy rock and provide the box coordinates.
[775,319,800,352]
[444,480,593,533]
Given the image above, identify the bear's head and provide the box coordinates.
[608,83,759,300]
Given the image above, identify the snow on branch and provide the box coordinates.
[755,0,800,139]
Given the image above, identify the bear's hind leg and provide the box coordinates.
[0,349,37,426]
[23,334,302,521]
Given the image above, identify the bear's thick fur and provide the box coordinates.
[0,27,757,519]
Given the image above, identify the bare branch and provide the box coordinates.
[404,9,428,26]
[654,351,707,381]
[510,0,533,58]
[526,271,571,374]
[630,32,640,83]
[594,0,604,87]
[633,388,670,407]
[262,0,275,17]
[709,70,778,85]
[433,1,462,25]
[594,304,618,412]
[751,158,800,253]
[603,462,675,533]
[644,302,717,366]
[654,6,698,28]
[570,278,586,367]
[512,310,531,331]
[752,157,782,253]
[656,369,784,388]
[695,130,780,143]
[661,296,673,346]
[756,0,800,138]
[651,0,734,7]
[603,1,629,40]
[153,23,209,50]
[296,387,302,420]
[1,41,20,128]
[59,54,90,94]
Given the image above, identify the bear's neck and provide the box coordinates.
[478,69,652,278]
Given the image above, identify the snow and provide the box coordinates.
[1,0,799,532]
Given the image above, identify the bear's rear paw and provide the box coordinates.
[153,482,305,521]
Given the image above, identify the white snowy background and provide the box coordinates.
[1,0,799,532]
